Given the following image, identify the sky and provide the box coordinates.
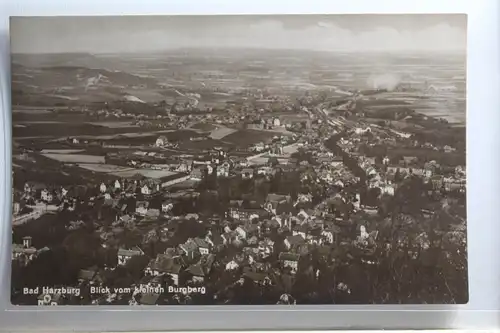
[10,14,467,54]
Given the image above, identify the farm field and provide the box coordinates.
[40,149,85,154]
[112,169,178,179]
[42,153,105,164]
[77,163,133,173]
[223,129,276,147]
[209,127,238,140]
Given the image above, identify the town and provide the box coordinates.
[10,42,467,305]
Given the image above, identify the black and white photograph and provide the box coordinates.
[10,14,467,306]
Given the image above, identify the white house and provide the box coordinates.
[380,184,395,196]
[136,201,149,216]
[162,201,174,213]
[114,180,121,190]
[225,260,239,271]
[141,184,152,195]
[99,183,107,193]
[273,118,281,127]
[241,168,254,179]
[322,230,334,244]
[279,252,300,274]
[40,189,53,203]
[155,136,168,147]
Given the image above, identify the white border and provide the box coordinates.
[0,0,499,330]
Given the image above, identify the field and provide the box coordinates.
[77,163,132,173]
[13,122,146,138]
[40,149,85,154]
[190,122,217,132]
[42,153,105,164]
[78,162,178,179]
[223,129,276,147]
[209,127,238,140]
[112,169,178,179]
[87,121,138,128]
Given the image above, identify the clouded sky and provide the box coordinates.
[10,14,467,54]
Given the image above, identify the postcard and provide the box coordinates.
[10,14,467,305]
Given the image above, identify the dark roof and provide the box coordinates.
[279,252,300,261]
[243,271,268,281]
[150,255,182,274]
[286,235,305,246]
[186,264,205,277]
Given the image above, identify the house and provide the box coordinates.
[186,254,215,283]
[155,136,168,147]
[331,156,343,167]
[162,201,174,213]
[141,184,152,195]
[264,193,291,215]
[40,189,53,202]
[13,202,20,215]
[222,231,238,245]
[180,238,210,257]
[443,145,456,153]
[146,208,160,218]
[190,168,204,181]
[380,184,395,196]
[99,183,107,193]
[12,236,37,265]
[77,268,103,285]
[235,224,259,240]
[242,271,271,285]
[322,224,341,244]
[225,260,239,271]
[145,254,181,285]
[279,252,300,273]
[273,117,281,127]
[136,201,149,216]
[292,224,309,239]
[284,235,306,250]
[117,247,144,265]
[114,180,121,190]
[241,168,254,179]
[217,163,230,177]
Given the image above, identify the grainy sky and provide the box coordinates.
[10,14,467,54]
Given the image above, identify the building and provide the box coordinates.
[155,136,168,147]
[141,184,152,195]
[180,238,210,258]
[279,252,300,273]
[40,189,53,202]
[162,201,174,213]
[117,247,144,265]
[145,254,181,285]
[136,201,149,216]
[12,236,37,265]
[284,235,306,250]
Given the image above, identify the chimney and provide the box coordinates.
[22,236,32,248]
